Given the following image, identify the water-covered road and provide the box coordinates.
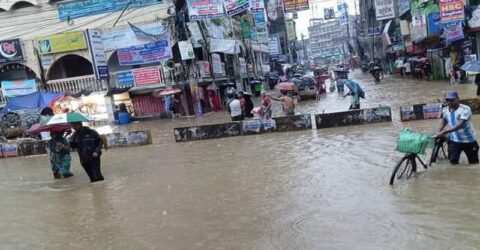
[1,72,480,249]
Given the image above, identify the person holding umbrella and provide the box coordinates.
[70,121,105,183]
[344,80,365,110]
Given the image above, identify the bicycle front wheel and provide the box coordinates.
[390,155,414,185]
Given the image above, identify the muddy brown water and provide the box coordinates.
[1,72,480,249]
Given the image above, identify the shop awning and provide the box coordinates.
[209,38,240,54]
[2,91,63,113]
[129,84,165,95]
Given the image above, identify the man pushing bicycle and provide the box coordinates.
[437,91,479,165]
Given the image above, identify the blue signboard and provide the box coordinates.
[117,40,173,66]
[116,71,134,86]
[427,12,442,36]
[58,0,163,21]
[253,11,266,25]
[397,0,410,16]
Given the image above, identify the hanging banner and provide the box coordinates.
[374,0,395,21]
[256,25,269,44]
[439,0,464,23]
[224,0,249,16]
[102,22,169,52]
[178,40,195,60]
[117,40,173,66]
[86,29,109,79]
[132,67,163,87]
[469,6,480,28]
[186,22,204,48]
[444,20,464,43]
[283,0,309,13]
[411,11,427,42]
[187,0,224,20]
[324,7,335,20]
[239,58,247,77]
[286,20,296,41]
[241,20,253,39]
[36,31,87,55]
[211,53,222,75]
[58,0,163,21]
[0,39,24,63]
[268,33,281,56]
[1,79,37,97]
[267,0,278,20]
[397,0,410,16]
[250,0,265,13]
[427,12,442,36]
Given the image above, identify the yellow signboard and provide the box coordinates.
[37,31,87,55]
[286,20,296,41]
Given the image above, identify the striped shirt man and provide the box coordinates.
[442,104,477,143]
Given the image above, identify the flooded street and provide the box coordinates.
[2,71,480,249]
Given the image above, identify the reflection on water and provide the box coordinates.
[1,72,480,249]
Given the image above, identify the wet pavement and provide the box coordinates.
[2,71,480,249]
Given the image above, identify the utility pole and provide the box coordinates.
[301,33,307,64]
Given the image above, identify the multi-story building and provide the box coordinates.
[308,18,350,64]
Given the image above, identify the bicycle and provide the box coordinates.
[390,130,444,185]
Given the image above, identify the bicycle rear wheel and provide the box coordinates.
[390,155,415,185]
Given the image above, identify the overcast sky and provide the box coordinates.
[295,0,359,39]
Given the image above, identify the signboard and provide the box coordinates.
[444,20,464,43]
[1,144,18,157]
[224,0,249,16]
[116,71,134,86]
[337,3,348,25]
[1,79,36,97]
[375,0,395,21]
[132,67,163,87]
[268,33,281,56]
[86,29,109,79]
[250,0,265,13]
[178,40,195,60]
[117,40,173,66]
[461,38,476,56]
[37,31,87,55]
[397,0,410,16]
[187,0,224,20]
[58,0,163,21]
[400,106,415,121]
[283,0,309,13]
[0,39,24,63]
[285,20,296,41]
[211,53,222,75]
[423,103,442,119]
[324,7,335,20]
[427,12,442,36]
[102,22,169,52]
[439,0,464,23]
[262,64,270,74]
[256,25,269,44]
[239,58,247,77]
[253,10,267,25]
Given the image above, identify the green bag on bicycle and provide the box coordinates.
[396,129,432,154]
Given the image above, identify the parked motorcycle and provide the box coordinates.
[371,66,383,82]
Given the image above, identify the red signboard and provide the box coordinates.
[132,67,163,87]
[439,0,464,22]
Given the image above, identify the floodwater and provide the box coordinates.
[2,72,480,249]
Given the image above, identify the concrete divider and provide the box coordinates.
[0,130,153,158]
[315,106,392,129]
[173,107,392,142]
[103,130,152,149]
[400,98,480,122]
[174,122,242,142]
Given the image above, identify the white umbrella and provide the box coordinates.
[45,112,91,125]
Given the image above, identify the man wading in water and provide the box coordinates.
[437,91,479,164]
[268,90,295,116]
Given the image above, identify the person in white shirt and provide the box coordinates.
[403,61,411,78]
[437,91,478,164]
[227,93,243,121]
